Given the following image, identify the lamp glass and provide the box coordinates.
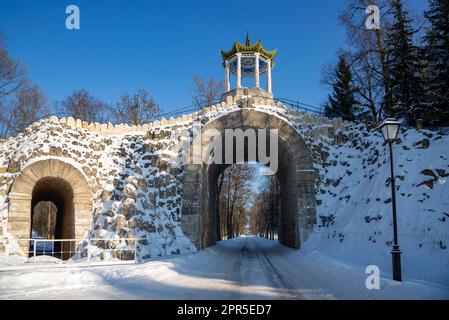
[379,119,400,142]
[381,125,390,141]
[387,123,399,141]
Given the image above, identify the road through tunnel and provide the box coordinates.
[181,109,317,250]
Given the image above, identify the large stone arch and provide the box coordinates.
[7,158,93,254]
[181,109,316,250]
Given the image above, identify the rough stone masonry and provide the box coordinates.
[0,95,347,260]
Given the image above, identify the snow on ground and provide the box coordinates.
[310,125,449,286]
[0,237,447,300]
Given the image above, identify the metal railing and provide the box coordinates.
[274,97,323,115]
[156,96,325,120]
[308,230,449,287]
[0,235,198,270]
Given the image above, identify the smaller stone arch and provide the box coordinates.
[7,159,93,254]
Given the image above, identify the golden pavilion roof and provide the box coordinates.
[221,34,278,62]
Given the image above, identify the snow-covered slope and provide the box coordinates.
[305,124,449,285]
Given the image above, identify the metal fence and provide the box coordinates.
[0,235,198,270]
[274,97,323,115]
[308,230,449,287]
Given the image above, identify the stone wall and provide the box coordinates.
[0,96,346,259]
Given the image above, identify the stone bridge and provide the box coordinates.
[0,94,347,256]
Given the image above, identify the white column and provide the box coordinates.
[254,53,260,88]
[236,53,242,89]
[266,59,272,94]
[225,60,231,92]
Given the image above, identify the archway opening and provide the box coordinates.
[30,177,75,259]
[217,163,281,241]
[31,201,57,239]
[181,110,317,251]
[8,159,93,258]
[203,127,301,249]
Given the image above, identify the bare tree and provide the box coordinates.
[192,76,224,109]
[0,101,14,139]
[250,175,280,239]
[32,201,57,239]
[338,0,395,123]
[115,89,161,125]
[0,34,28,100]
[251,196,265,236]
[0,34,29,138]
[218,165,254,239]
[60,89,112,123]
[216,173,225,240]
[9,85,49,135]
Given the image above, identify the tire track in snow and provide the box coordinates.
[253,241,306,300]
[237,238,305,300]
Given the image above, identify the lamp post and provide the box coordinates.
[378,118,402,282]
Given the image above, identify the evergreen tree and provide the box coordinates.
[424,0,449,126]
[385,0,425,126]
[323,55,357,121]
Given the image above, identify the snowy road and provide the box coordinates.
[1,237,447,300]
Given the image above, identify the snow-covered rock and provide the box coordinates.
[304,123,449,285]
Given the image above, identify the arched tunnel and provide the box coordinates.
[7,159,93,258]
[181,109,317,250]
[31,177,75,240]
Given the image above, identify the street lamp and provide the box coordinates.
[378,118,402,282]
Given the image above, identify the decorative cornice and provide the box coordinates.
[221,36,278,63]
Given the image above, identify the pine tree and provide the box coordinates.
[424,0,449,126]
[323,55,357,121]
[385,0,425,126]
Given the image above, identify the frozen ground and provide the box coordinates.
[0,237,448,300]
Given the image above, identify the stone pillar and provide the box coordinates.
[225,60,231,92]
[254,53,260,88]
[267,59,272,94]
[236,53,242,89]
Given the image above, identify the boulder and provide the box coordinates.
[122,198,136,218]
[125,231,136,245]
[128,218,139,229]
[123,183,137,200]
[418,180,434,189]
[7,160,20,173]
[420,169,437,179]
[120,249,135,261]
[115,214,127,229]
[143,222,156,233]
[436,169,447,178]
[100,189,112,202]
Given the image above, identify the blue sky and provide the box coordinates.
[0,0,428,113]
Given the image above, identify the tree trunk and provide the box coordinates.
[375,28,392,120]
[216,174,224,241]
